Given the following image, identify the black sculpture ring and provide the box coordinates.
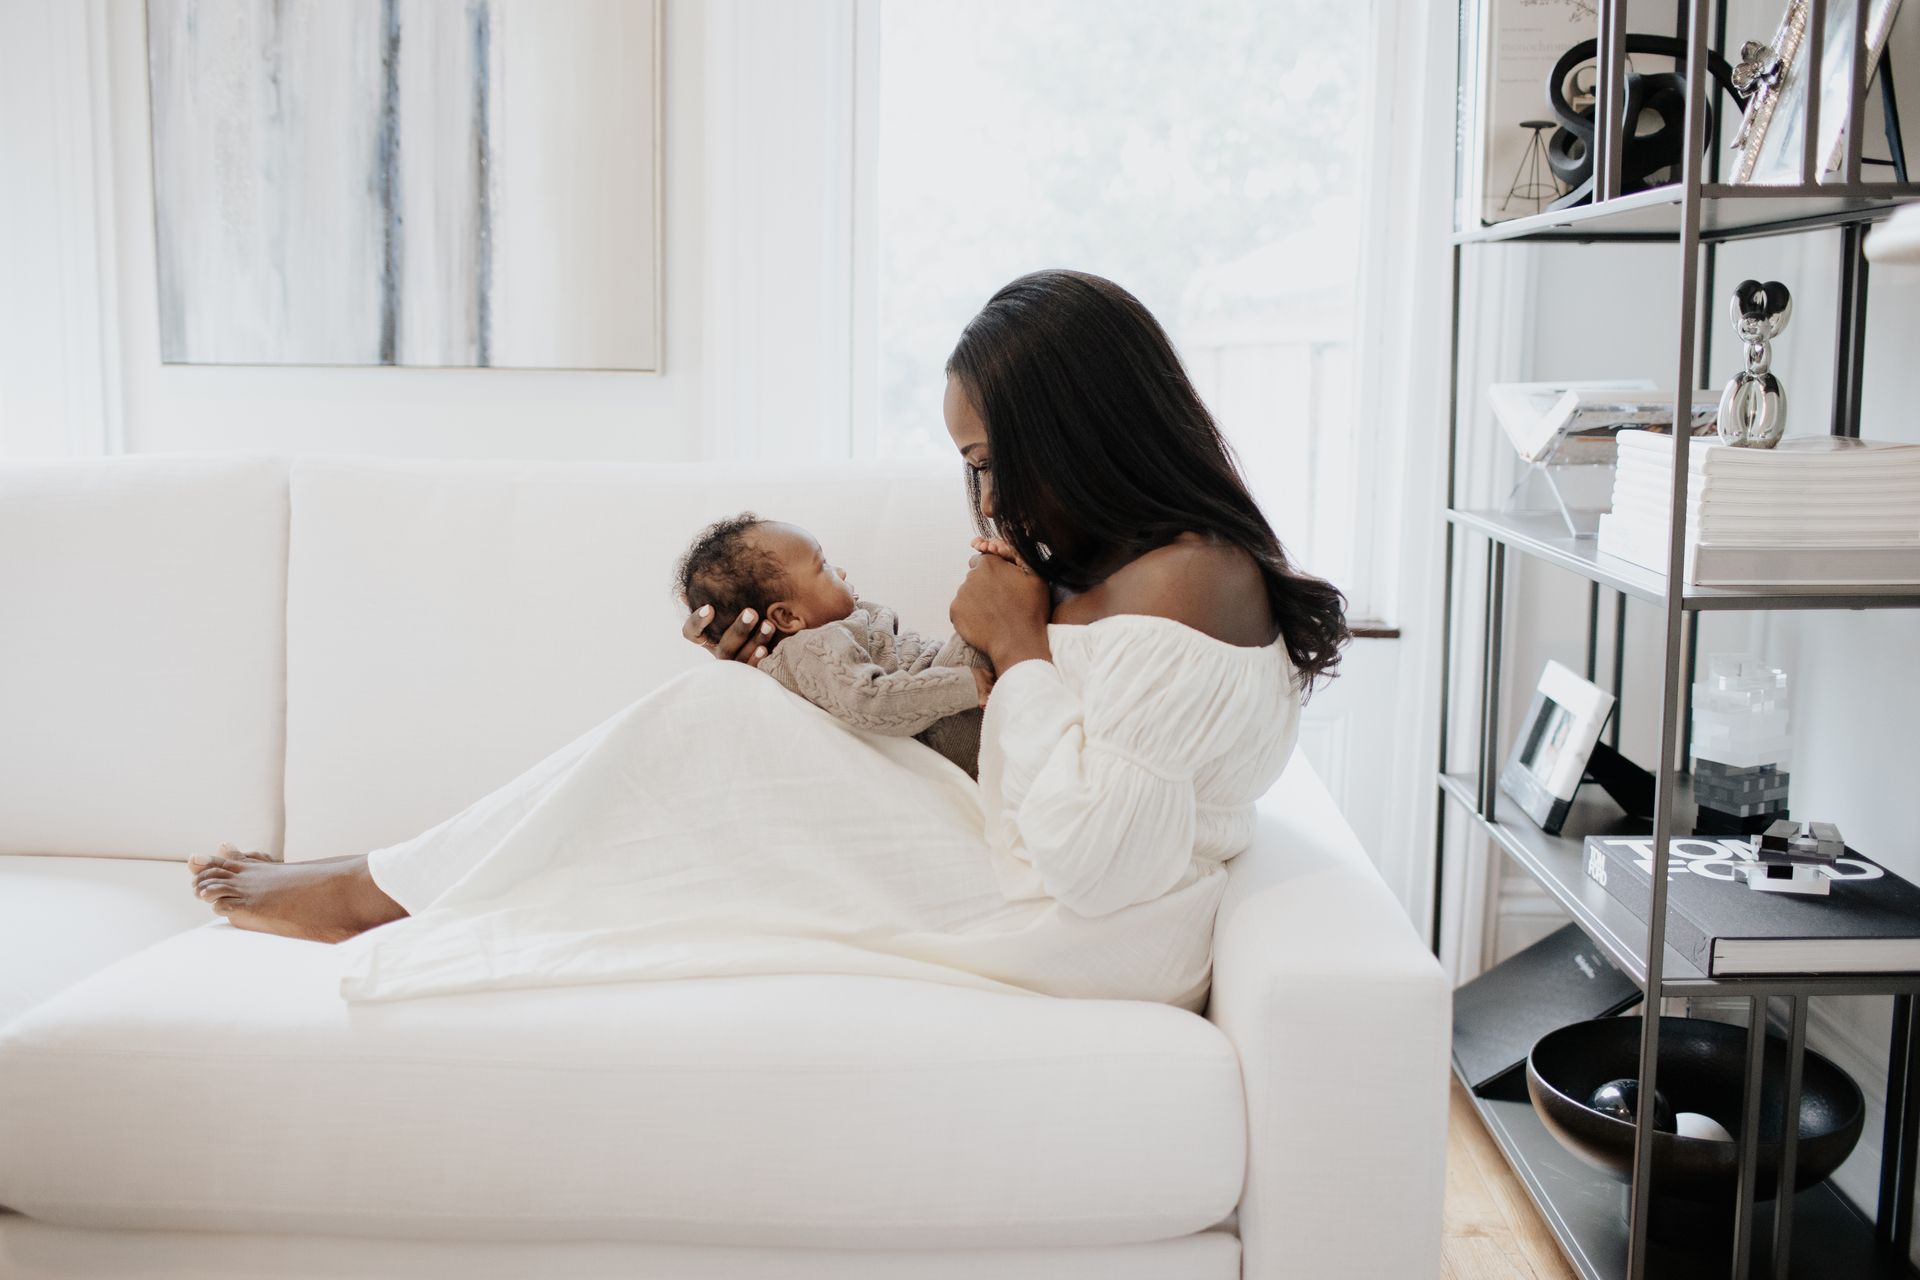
[1544,36,1746,211]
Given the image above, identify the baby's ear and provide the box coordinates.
[766,602,807,634]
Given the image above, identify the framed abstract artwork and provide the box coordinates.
[146,0,662,370]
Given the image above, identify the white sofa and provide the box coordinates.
[0,455,1448,1279]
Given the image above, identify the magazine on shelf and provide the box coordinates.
[1452,923,1640,1096]
[1582,834,1920,977]
[1488,382,1716,465]
[1464,0,1597,226]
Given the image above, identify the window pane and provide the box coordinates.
[874,0,1368,585]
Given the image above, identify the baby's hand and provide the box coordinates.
[970,536,1024,567]
[972,664,996,708]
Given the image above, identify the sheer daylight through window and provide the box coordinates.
[874,0,1369,588]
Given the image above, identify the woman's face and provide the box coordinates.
[942,374,996,523]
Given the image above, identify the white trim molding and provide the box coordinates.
[701,0,860,462]
[0,0,121,458]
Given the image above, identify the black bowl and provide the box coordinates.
[1527,1016,1863,1205]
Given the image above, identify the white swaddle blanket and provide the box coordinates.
[339,616,1299,1009]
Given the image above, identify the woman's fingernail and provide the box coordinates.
[742,609,756,624]
[698,605,712,618]
[761,621,773,635]
[754,646,767,660]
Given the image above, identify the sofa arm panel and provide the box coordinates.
[1209,763,1449,1279]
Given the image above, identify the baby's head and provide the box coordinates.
[674,513,859,646]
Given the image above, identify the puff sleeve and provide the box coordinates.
[977,621,1254,918]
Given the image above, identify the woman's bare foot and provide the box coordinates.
[190,844,407,943]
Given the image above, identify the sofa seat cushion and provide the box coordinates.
[0,927,1246,1249]
[0,857,209,1031]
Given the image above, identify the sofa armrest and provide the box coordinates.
[1208,759,1449,1280]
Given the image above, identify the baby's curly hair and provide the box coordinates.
[673,512,789,644]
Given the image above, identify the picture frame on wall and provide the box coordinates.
[1498,661,1617,836]
[146,0,665,371]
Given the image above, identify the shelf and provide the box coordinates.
[1439,771,1705,992]
[1448,510,1920,612]
[1437,772,1920,998]
[1454,1068,1915,1279]
[1453,182,1920,246]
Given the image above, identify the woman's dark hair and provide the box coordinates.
[946,269,1349,690]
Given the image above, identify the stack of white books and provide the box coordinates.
[1596,430,1920,586]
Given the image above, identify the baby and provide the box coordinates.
[674,513,991,778]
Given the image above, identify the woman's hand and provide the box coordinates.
[681,604,776,668]
[951,547,1051,672]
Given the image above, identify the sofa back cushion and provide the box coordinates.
[283,458,975,860]
[0,456,289,860]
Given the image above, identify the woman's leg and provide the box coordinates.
[187,679,646,941]
[192,849,406,943]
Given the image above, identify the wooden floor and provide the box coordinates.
[1446,1078,1578,1280]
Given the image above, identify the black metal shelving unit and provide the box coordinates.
[1436,2,1920,1277]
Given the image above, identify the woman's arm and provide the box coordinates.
[979,627,1220,918]
[948,546,1052,671]
[961,535,1282,918]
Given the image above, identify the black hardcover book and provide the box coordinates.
[1452,922,1640,1096]
[1583,835,1920,977]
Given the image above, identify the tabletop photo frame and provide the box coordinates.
[1498,660,1617,835]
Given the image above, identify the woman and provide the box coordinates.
[188,270,1347,1009]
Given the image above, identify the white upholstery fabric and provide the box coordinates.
[282,458,977,861]
[0,455,1450,1276]
[0,927,1245,1249]
[0,1219,1240,1280]
[0,856,206,1031]
[1209,758,1451,1280]
[0,1220,1236,1280]
[0,457,288,860]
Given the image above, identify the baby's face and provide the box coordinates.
[755,522,859,632]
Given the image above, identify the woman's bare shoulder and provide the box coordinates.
[1053,535,1276,647]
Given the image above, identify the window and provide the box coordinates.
[867,0,1371,595]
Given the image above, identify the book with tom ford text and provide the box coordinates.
[1583,834,1920,977]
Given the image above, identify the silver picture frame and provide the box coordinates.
[1733,0,1906,185]
[1729,1,1811,184]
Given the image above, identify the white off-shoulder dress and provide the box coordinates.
[341,615,1300,1009]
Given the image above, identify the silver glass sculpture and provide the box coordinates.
[1717,279,1792,448]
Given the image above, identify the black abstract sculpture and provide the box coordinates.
[1544,36,1748,211]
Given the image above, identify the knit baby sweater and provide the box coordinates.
[756,602,987,778]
